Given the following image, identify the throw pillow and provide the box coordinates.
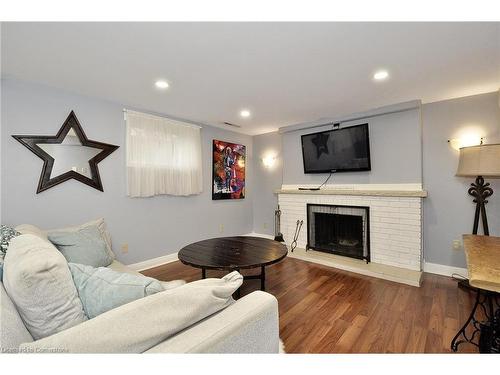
[48,226,113,268]
[1,224,20,258]
[1,225,20,281]
[48,218,115,260]
[69,263,166,318]
[3,234,88,340]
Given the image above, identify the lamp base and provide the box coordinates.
[469,176,493,235]
[456,176,494,291]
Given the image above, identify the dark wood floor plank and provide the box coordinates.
[142,257,477,353]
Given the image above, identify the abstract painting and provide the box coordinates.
[212,139,246,200]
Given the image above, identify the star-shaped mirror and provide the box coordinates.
[13,111,119,193]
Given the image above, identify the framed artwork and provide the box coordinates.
[212,139,246,200]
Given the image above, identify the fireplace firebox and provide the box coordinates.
[306,204,370,262]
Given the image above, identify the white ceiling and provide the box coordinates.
[2,22,499,135]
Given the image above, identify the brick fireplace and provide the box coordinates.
[306,204,370,262]
[277,185,426,273]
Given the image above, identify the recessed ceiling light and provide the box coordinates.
[373,70,389,81]
[155,80,169,89]
[240,109,251,118]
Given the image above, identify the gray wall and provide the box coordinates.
[3,77,499,269]
[281,108,422,185]
[251,108,424,240]
[252,131,282,236]
[253,92,500,269]
[1,79,254,264]
[422,92,500,268]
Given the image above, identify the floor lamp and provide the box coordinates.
[455,144,500,289]
[456,144,500,236]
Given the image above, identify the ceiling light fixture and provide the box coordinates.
[155,80,169,89]
[373,70,389,81]
[240,110,251,118]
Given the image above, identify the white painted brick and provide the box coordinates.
[278,190,423,272]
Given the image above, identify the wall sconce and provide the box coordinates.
[448,135,483,151]
[262,155,276,168]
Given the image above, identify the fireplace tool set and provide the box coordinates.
[290,220,303,252]
[274,205,284,242]
[274,206,303,252]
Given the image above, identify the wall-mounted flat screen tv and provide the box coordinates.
[301,123,371,173]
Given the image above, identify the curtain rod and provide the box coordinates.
[123,108,202,129]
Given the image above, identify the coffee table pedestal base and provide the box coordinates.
[201,265,266,299]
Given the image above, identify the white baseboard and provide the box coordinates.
[244,232,274,239]
[423,262,468,278]
[127,252,179,272]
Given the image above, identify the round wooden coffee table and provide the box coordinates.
[178,236,287,294]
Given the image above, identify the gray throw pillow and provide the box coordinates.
[69,263,165,319]
[48,226,113,268]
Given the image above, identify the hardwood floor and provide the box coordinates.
[142,257,478,353]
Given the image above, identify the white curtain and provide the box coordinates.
[126,110,203,197]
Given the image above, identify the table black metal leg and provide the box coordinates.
[261,266,266,291]
[451,288,500,353]
[201,268,206,279]
[451,289,482,351]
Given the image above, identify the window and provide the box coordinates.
[125,110,203,197]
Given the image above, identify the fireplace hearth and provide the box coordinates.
[306,204,369,262]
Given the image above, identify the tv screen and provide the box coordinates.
[301,123,371,173]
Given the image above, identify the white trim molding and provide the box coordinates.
[244,232,274,240]
[280,183,423,192]
[279,100,421,134]
[127,252,179,272]
[423,261,468,278]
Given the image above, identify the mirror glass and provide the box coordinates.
[38,129,102,179]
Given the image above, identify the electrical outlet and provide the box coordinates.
[263,222,268,230]
[452,240,461,250]
[121,243,129,254]
[219,224,224,233]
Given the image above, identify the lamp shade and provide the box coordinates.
[456,144,500,177]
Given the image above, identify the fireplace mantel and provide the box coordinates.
[276,188,428,198]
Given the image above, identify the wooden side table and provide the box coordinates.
[451,235,500,353]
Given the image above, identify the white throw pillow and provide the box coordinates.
[3,234,88,340]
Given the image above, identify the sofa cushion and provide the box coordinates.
[0,281,34,351]
[69,263,166,318]
[48,226,113,268]
[19,271,244,353]
[15,224,48,240]
[3,234,87,340]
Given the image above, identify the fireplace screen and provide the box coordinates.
[306,204,369,262]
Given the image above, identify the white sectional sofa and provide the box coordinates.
[0,222,280,353]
